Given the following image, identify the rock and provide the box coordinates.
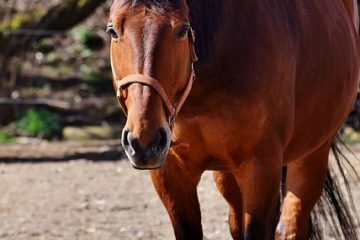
[62,126,121,141]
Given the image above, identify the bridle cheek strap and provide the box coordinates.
[116,70,195,127]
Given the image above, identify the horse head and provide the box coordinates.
[108,0,197,169]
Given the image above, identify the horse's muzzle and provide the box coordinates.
[121,128,171,169]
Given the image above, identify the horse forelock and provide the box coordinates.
[120,0,181,11]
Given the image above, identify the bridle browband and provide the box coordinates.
[111,27,198,128]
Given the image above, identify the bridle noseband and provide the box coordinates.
[111,27,198,128]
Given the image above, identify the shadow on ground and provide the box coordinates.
[0,140,125,163]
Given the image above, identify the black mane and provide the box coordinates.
[124,0,226,63]
[187,0,226,63]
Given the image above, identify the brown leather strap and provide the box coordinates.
[115,69,195,127]
[173,69,195,120]
[117,74,176,117]
[189,28,198,62]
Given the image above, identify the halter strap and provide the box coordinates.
[112,27,198,128]
[116,69,195,127]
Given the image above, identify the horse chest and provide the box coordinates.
[173,99,272,169]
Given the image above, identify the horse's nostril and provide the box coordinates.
[121,128,170,169]
[128,132,141,153]
[122,129,130,146]
[150,128,167,152]
[122,129,141,155]
[152,131,162,148]
[158,128,168,149]
[121,128,169,159]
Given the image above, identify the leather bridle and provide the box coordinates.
[111,27,198,128]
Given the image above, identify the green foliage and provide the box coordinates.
[80,48,95,58]
[83,72,100,82]
[71,26,104,52]
[32,40,55,54]
[0,9,45,31]
[72,27,93,46]
[0,129,16,143]
[16,109,60,139]
[342,127,360,144]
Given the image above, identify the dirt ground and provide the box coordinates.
[0,141,359,240]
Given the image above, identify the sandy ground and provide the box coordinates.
[0,141,359,240]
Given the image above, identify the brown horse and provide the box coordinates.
[107,0,359,239]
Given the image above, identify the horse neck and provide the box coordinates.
[189,0,297,71]
[188,0,257,65]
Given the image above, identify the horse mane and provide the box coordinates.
[187,0,226,63]
[123,0,227,63]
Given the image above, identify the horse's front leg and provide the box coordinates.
[234,154,282,240]
[150,157,203,240]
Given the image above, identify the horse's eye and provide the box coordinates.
[177,25,189,39]
[106,26,119,40]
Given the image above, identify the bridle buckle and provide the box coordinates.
[168,108,177,127]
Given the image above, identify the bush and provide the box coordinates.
[0,129,16,143]
[16,109,60,139]
[72,26,104,51]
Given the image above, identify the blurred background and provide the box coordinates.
[0,0,125,144]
